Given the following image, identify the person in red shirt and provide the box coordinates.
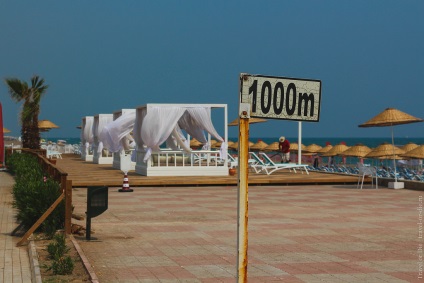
[278,136,290,163]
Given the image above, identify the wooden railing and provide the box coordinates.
[6,148,73,245]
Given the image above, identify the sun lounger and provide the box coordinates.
[46,150,62,159]
[228,154,259,169]
[258,152,309,175]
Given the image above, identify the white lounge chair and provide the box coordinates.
[248,152,267,173]
[258,152,309,175]
[228,154,259,169]
[46,150,62,159]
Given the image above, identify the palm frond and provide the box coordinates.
[4,78,29,102]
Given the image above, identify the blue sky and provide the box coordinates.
[1,1,423,139]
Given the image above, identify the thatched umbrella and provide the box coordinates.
[250,140,268,151]
[339,144,372,158]
[316,144,333,154]
[365,142,405,158]
[210,139,217,147]
[3,127,11,133]
[289,142,306,151]
[229,141,239,150]
[211,140,221,149]
[321,143,350,157]
[263,142,279,152]
[304,143,322,153]
[401,145,424,160]
[38,119,59,132]
[400,142,419,153]
[359,108,423,183]
[190,138,203,148]
[321,143,350,164]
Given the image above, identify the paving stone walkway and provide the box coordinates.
[0,172,32,283]
[71,183,424,282]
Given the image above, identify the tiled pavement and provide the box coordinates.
[1,168,424,283]
[70,183,424,282]
[0,172,32,283]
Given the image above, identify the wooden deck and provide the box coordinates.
[55,154,362,187]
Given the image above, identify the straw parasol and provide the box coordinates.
[38,120,59,132]
[250,140,268,151]
[210,139,218,147]
[359,108,423,183]
[211,141,222,149]
[229,141,239,150]
[190,138,203,148]
[365,142,405,158]
[228,117,267,127]
[359,108,423,127]
[289,142,306,151]
[316,144,333,154]
[338,144,372,158]
[321,143,350,157]
[401,145,424,159]
[263,142,279,152]
[400,142,419,152]
[304,143,322,153]
[3,127,11,133]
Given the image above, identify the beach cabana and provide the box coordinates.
[80,116,94,161]
[99,109,136,171]
[133,103,228,176]
[92,114,114,164]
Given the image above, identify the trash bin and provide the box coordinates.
[86,186,108,240]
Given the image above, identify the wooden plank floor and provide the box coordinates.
[56,155,362,187]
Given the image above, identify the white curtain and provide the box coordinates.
[178,112,207,144]
[99,112,136,153]
[81,117,94,155]
[141,107,187,161]
[133,108,147,149]
[94,115,113,153]
[186,107,227,159]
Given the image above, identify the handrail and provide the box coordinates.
[6,148,73,237]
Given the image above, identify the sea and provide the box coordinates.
[50,137,424,148]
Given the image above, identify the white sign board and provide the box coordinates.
[240,73,322,122]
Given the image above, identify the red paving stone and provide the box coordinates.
[70,184,424,282]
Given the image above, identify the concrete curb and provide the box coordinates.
[69,234,99,283]
[28,234,99,283]
[28,240,42,283]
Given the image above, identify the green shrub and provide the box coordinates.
[44,233,75,275]
[50,256,74,275]
[47,233,69,260]
[8,152,65,235]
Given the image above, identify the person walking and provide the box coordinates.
[278,136,291,163]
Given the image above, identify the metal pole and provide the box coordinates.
[237,117,249,282]
[298,122,302,164]
[391,125,397,182]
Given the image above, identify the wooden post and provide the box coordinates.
[237,117,249,282]
[65,179,73,234]
[17,193,65,246]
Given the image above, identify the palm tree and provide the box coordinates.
[4,75,49,149]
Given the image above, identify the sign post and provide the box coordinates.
[236,73,321,281]
[236,103,250,282]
